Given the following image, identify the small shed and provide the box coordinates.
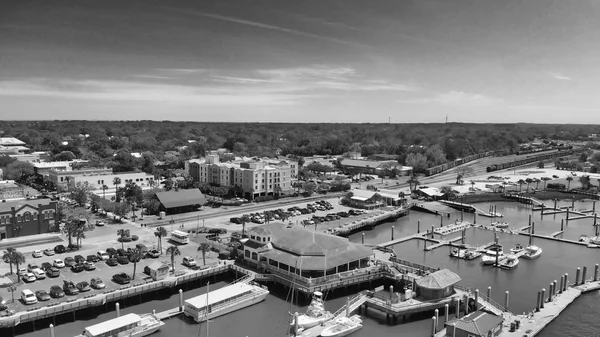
[147,261,170,281]
[415,269,461,300]
[445,310,503,337]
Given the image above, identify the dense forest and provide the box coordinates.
[1,121,599,177]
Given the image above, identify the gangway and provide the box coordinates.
[332,292,368,319]
[232,273,255,284]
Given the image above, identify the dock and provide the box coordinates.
[329,207,409,237]
[438,200,502,217]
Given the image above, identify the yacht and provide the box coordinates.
[74,313,164,337]
[291,291,334,330]
[510,243,524,254]
[491,221,509,229]
[320,315,363,337]
[482,244,504,265]
[464,249,482,260]
[498,255,520,270]
[482,254,504,265]
[521,245,543,259]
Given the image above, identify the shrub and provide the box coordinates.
[131,235,139,241]
[118,236,132,243]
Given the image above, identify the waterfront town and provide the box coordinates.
[2,132,600,337]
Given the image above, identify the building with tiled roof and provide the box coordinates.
[444,311,503,337]
[0,198,58,239]
[243,223,373,278]
[415,269,461,300]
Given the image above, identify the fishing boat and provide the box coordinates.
[510,243,524,254]
[589,236,600,245]
[579,235,589,243]
[498,255,520,270]
[464,249,482,260]
[74,313,164,337]
[491,221,509,229]
[481,254,503,265]
[320,315,363,337]
[450,248,466,259]
[521,245,543,259]
[291,291,334,330]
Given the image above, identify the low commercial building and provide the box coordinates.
[0,181,26,200]
[346,189,405,209]
[415,269,461,300]
[147,261,170,281]
[444,311,503,337]
[33,160,88,179]
[0,199,58,239]
[340,159,412,176]
[243,223,373,278]
[48,168,154,190]
[0,137,29,155]
[414,187,446,201]
[155,189,207,214]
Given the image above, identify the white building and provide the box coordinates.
[48,168,154,190]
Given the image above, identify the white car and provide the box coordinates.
[32,269,46,280]
[97,251,109,261]
[32,250,43,258]
[53,259,66,268]
[21,289,38,305]
[22,272,37,283]
[43,248,55,256]
[18,268,28,276]
[182,256,197,267]
[96,221,105,227]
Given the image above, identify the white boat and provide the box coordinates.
[485,244,503,257]
[491,221,509,229]
[510,243,524,254]
[498,255,520,270]
[184,282,269,323]
[450,248,466,259]
[74,313,164,337]
[464,250,482,260]
[589,236,600,245]
[481,254,503,265]
[320,315,363,337]
[521,245,543,259]
[291,291,334,330]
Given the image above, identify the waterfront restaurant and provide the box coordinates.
[347,189,405,209]
[243,223,373,278]
[415,269,461,300]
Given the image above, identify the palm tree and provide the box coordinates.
[117,229,129,249]
[197,242,211,265]
[541,177,551,190]
[7,283,17,303]
[241,214,250,237]
[166,245,180,273]
[102,184,108,199]
[113,177,121,201]
[525,178,533,193]
[274,185,282,197]
[470,180,475,191]
[407,175,419,192]
[128,249,142,280]
[566,176,573,190]
[534,178,541,190]
[2,247,16,274]
[76,228,85,248]
[154,227,167,254]
[12,251,26,275]
[517,179,526,192]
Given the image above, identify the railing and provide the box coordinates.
[389,256,439,274]
[332,292,367,318]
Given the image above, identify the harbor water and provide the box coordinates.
[14,200,600,337]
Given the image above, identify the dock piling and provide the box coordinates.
[391,226,394,240]
[431,225,435,238]
[346,297,350,317]
[49,324,54,337]
[561,219,564,231]
[464,294,469,315]
[431,316,437,337]
[487,286,491,302]
[576,267,581,285]
[566,208,570,222]
[475,289,479,311]
[389,285,394,301]
[504,291,509,312]
[294,312,299,335]
[179,289,183,312]
[540,289,545,308]
[553,280,558,295]
[474,213,477,224]
[572,196,575,209]
[418,220,420,233]
[455,299,460,319]
[554,199,557,210]
[564,273,569,290]
[445,304,449,323]
[559,277,564,294]
[435,309,439,332]
[548,283,553,302]
[362,233,365,244]
[153,309,156,315]
[116,302,120,317]
[536,291,541,312]
[594,264,599,282]
[594,200,596,213]
[532,221,535,234]
[582,267,588,285]
[529,214,532,227]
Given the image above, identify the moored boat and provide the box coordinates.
[450,248,466,259]
[291,291,334,330]
[491,221,509,229]
[320,315,363,337]
[510,243,524,254]
[485,244,503,257]
[498,255,520,270]
[464,249,482,260]
[74,313,164,337]
[482,254,504,265]
[521,245,543,259]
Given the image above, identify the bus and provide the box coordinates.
[170,230,190,244]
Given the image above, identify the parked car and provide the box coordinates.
[64,257,76,267]
[35,290,51,301]
[97,251,110,261]
[21,289,37,304]
[27,263,40,272]
[106,248,117,257]
[63,281,79,295]
[43,248,55,256]
[32,250,43,258]
[83,261,96,271]
[95,221,105,227]
[53,259,66,268]
[146,249,160,259]
[45,266,60,278]
[32,269,46,280]
[22,273,37,283]
[18,268,28,276]
[117,248,128,257]
[230,217,242,224]
[41,262,52,270]
[182,256,197,267]
[117,256,130,265]
[106,258,118,266]
[76,281,91,292]
[112,273,131,285]
[86,255,100,263]
[74,255,85,264]
[71,264,84,273]
[54,245,66,254]
[553,175,559,179]
[90,277,106,289]
[49,285,65,298]
[143,265,151,275]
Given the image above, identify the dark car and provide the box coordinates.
[117,248,128,257]
[146,249,160,258]
[45,266,60,278]
[112,273,131,285]
[106,248,117,256]
[230,217,242,224]
[143,265,151,275]
[35,290,51,301]
[63,281,79,295]
[64,257,76,267]
[49,286,65,298]
[106,258,118,266]
[86,255,100,263]
[74,255,85,264]
[71,263,84,273]
[41,262,53,270]
[76,281,91,292]
[54,245,66,254]
[117,256,130,265]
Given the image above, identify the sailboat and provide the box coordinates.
[197,282,210,337]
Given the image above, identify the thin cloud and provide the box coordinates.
[399,91,499,106]
[550,72,572,81]
[157,68,209,74]
[132,75,174,80]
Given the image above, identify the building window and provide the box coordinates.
[0,217,5,224]
[251,252,258,260]
[17,215,22,223]
[24,212,31,222]
[245,250,250,258]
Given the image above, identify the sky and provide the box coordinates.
[1,0,599,123]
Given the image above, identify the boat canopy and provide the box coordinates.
[185,283,254,309]
[84,313,141,337]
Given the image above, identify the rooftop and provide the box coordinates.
[446,311,503,335]
[185,283,256,309]
[0,137,26,146]
[85,313,141,336]
[340,159,397,169]
[156,189,207,208]
[415,269,461,289]
[0,198,54,213]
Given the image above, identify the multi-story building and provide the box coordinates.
[48,168,154,190]
[0,137,29,155]
[32,160,89,179]
[0,199,58,239]
[187,154,297,200]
